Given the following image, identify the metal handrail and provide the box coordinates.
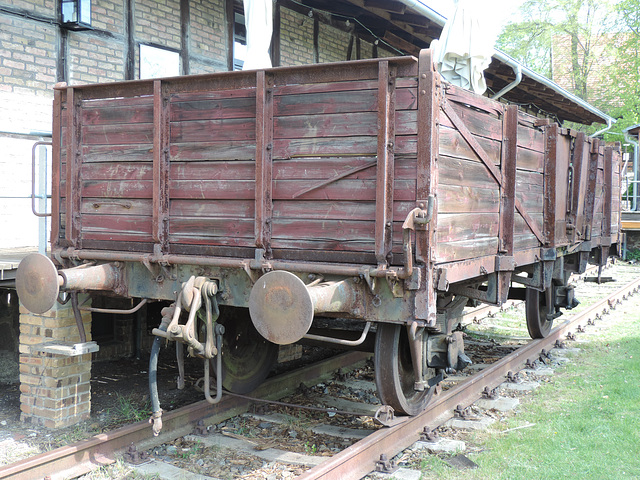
[31,141,52,217]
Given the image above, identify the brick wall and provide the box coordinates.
[190,0,228,73]
[19,298,93,428]
[318,22,350,63]
[68,34,125,84]
[279,7,314,66]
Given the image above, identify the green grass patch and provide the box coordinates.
[420,293,640,480]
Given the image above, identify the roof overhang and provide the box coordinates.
[291,0,613,125]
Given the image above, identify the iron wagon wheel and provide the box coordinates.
[374,322,433,416]
[525,286,555,339]
[212,306,279,394]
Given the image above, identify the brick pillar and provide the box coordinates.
[19,296,93,428]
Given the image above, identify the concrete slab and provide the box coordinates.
[444,415,495,430]
[183,434,325,467]
[311,424,374,439]
[550,347,581,356]
[133,459,219,480]
[413,438,466,454]
[370,467,422,480]
[522,367,555,376]
[466,363,491,372]
[500,381,540,392]
[475,396,519,412]
[316,396,381,415]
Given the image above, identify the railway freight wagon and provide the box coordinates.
[17,50,621,421]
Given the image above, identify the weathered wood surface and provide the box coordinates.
[51,57,620,274]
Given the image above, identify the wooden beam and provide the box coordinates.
[226,0,234,71]
[363,0,406,14]
[382,30,420,56]
[180,0,190,75]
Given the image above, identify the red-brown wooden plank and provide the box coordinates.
[82,144,154,163]
[274,111,378,139]
[170,96,257,122]
[82,123,154,145]
[170,118,256,143]
[170,199,255,218]
[81,162,154,180]
[82,102,154,125]
[170,161,255,180]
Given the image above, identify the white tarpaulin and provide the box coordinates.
[242,0,273,70]
[430,0,499,94]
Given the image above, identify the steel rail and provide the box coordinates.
[298,275,640,480]
[0,351,370,480]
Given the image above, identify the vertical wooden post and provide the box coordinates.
[583,138,600,242]
[497,105,518,303]
[603,146,613,247]
[226,0,235,71]
[51,88,62,246]
[125,0,135,79]
[375,60,396,265]
[569,132,586,242]
[153,80,170,254]
[313,16,319,63]
[271,2,281,67]
[65,87,82,247]
[255,71,274,255]
[180,0,191,76]
[415,49,439,327]
[543,124,558,247]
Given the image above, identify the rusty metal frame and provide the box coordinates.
[255,70,274,256]
[374,60,396,266]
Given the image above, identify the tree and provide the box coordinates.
[496,0,616,104]
[602,0,640,135]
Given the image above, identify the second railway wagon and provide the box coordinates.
[17,49,622,420]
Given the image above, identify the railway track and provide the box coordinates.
[1,265,637,480]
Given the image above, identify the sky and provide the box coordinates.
[420,0,527,32]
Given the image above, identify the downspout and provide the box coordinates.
[491,63,522,100]
[592,117,614,138]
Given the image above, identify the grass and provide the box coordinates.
[418,281,640,480]
[109,393,151,424]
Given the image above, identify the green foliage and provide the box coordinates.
[625,248,640,261]
[109,393,151,423]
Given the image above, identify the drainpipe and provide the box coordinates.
[592,117,614,138]
[491,63,521,100]
[624,133,639,211]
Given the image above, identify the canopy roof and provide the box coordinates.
[289,0,613,125]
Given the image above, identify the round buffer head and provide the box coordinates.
[16,253,60,314]
[248,270,313,345]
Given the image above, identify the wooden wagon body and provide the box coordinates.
[18,48,620,414]
[51,50,620,322]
